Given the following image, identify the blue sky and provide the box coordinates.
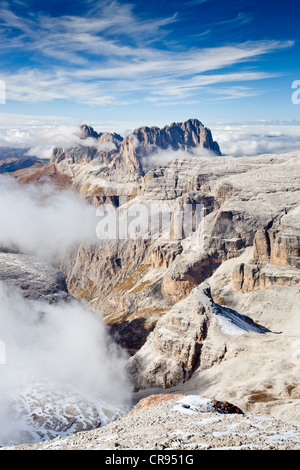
[0,0,299,126]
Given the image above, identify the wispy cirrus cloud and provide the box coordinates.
[212,11,253,27]
[0,1,295,107]
[0,0,178,63]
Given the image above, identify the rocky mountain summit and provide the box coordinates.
[49,119,221,204]
[79,119,221,156]
[7,119,221,199]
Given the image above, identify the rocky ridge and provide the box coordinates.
[50,119,221,203]
[1,119,300,448]
[128,283,270,391]
[11,394,300,450]
[58,147,300,423]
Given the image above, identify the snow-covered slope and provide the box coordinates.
[8,394,300,450]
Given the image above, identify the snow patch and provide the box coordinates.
[172,395,214,415]
[215,305,267,336]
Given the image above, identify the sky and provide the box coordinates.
[0,0,299,128]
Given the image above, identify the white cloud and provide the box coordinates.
[141,146,218,172]
[2,120,300,162]
[0,48,289,106]
[0,124,104,159]
[212,122,300,156]
[0,175,100,260]
[0,1,177,64]
[0,112,74,128]
[0,281,132,445]
[0,0,294,106]
[0,169,133,437]
[206,85,265,101]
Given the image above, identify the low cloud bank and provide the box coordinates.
[1,121,300,161]
[141,146,217,172]
[0,282,132,445]
[0,175,133,446]
[0,175,99,260]
[0,124,100,160]
[212,122,300,156]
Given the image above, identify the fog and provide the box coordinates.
[1,121,300,162]
[0,124,103,160]
[0,282,132,446]
[141,146,217,172]
[212,122,300,156]
[0,175,99,261]
[0,175,132,446]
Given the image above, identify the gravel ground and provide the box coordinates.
[8,394,300,451]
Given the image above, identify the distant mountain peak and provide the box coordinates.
[80,124,99,140]
[130,118,222,156]
[48,119,222,185]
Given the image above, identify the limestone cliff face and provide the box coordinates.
[128,284,268,390]
[60,150,300,357]
[2,121,300,424]
[20,120,298,391]
[232,207,300,293]
[2,134,300,420]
